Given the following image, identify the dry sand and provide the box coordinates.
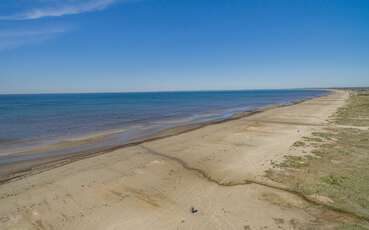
[0,90,349,230]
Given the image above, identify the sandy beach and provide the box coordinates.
[0,90,352,230]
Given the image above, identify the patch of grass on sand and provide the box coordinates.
[337,223,369,230]
[267,90,369,227]
[302,136,323,142]
[277,155,310,168]
[336,91,369,127]
[293,141,306,147]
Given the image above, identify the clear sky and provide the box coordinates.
[0,0,368,93]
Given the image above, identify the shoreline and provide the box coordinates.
[0,89,352,230]
[0,91,332,185]
[0,89,328,157]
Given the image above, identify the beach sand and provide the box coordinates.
[0,90,350,230]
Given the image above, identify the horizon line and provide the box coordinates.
[0,86,362,96]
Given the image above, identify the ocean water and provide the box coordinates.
[0,89,328,165]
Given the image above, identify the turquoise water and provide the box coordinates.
[0,89,328,165]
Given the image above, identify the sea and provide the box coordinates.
[0,89,328,167]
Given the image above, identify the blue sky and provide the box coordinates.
[0,0,368,93]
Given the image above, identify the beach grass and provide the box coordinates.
[267,90,369,226]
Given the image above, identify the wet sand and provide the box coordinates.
[0,90,350,230]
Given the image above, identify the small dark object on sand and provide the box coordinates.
[191,207,198,214]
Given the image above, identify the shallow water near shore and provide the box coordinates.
[0,89,328,166]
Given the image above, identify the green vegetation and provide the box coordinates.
[337,223,369,230]
[267,90,369,228]
[293,141,306,147]
[335,91,369,126]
